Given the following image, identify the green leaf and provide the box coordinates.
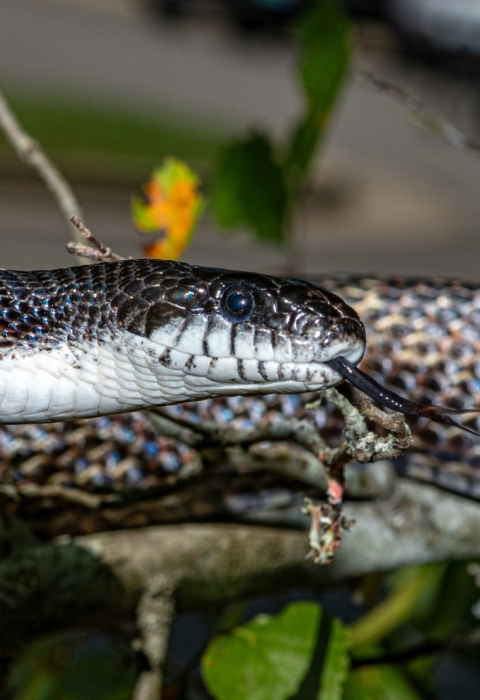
[319,617,350,700]
[212,133,287,244]
[347,666,424,700]
[286,108,324,175]
[8,631,139,700]
[297,0,350,111]
[202,601,349,700]
[286,0,350,175]
[343,671,373,700]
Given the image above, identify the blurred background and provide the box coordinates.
[4,2,480,699]
[2,0,480,276]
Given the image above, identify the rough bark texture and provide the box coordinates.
[1,479,480,650]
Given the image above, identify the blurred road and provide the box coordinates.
[2,0,480,277]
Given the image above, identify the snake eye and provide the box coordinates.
[220,286,254,323]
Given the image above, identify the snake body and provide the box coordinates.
[319,274,480,494]
[0,260,364,423]
[2,266,480,520]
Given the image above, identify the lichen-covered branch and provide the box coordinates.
[1,478,479,693]
[333,385,412,462]
[1,478,480,649]
[153,385,412,472]
[0,387,413,558]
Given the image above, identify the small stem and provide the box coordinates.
[352,627,480,667]
[0,88,87,264]
[134,573,176,699]
[358,71,480,157]
[69,215,125,262]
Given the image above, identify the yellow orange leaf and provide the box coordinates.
[132,158,204,260]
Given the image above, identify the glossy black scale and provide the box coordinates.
[0,260,364,353]
[2,271,480,505]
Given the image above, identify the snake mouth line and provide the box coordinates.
[326,356,480,436]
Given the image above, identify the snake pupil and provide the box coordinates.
[221,286,254,322]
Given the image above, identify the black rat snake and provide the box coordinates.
[1,260,479,533]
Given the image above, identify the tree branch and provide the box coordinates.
[0,89,87,263]
[133,573,176,700]
[0,480,470,636]
[1,387,413,565]
[358,71,480,158]
[67,215,126,262]
[74,480,480,598]
[1,479,479,692]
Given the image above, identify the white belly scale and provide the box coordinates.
[0,328,350,423]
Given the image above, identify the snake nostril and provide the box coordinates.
[289,312,311,334]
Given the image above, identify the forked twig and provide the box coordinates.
[67,215,127,262]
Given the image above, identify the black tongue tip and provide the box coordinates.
[327,356,480,437]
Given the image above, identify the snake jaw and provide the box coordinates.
[327,355,480,436]
[146,268,367,399]
[0,260,369,422]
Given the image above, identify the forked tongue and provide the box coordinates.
[327,356,480,437]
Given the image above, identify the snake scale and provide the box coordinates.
[0,259,366,422]
[1,259,480,528]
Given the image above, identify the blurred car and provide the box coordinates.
[387,0,480,57]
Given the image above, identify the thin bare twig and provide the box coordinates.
[0,88,87,264]
[152,408,334,460]
[68,215,126,262]
[65,242,112,262]
[358,71,480,157]
[155,387,412,478]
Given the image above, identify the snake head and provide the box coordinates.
[119,261,480,434]
[2,260,478,429]
[125,262,366,401]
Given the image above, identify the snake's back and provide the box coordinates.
[0,259,206,349]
